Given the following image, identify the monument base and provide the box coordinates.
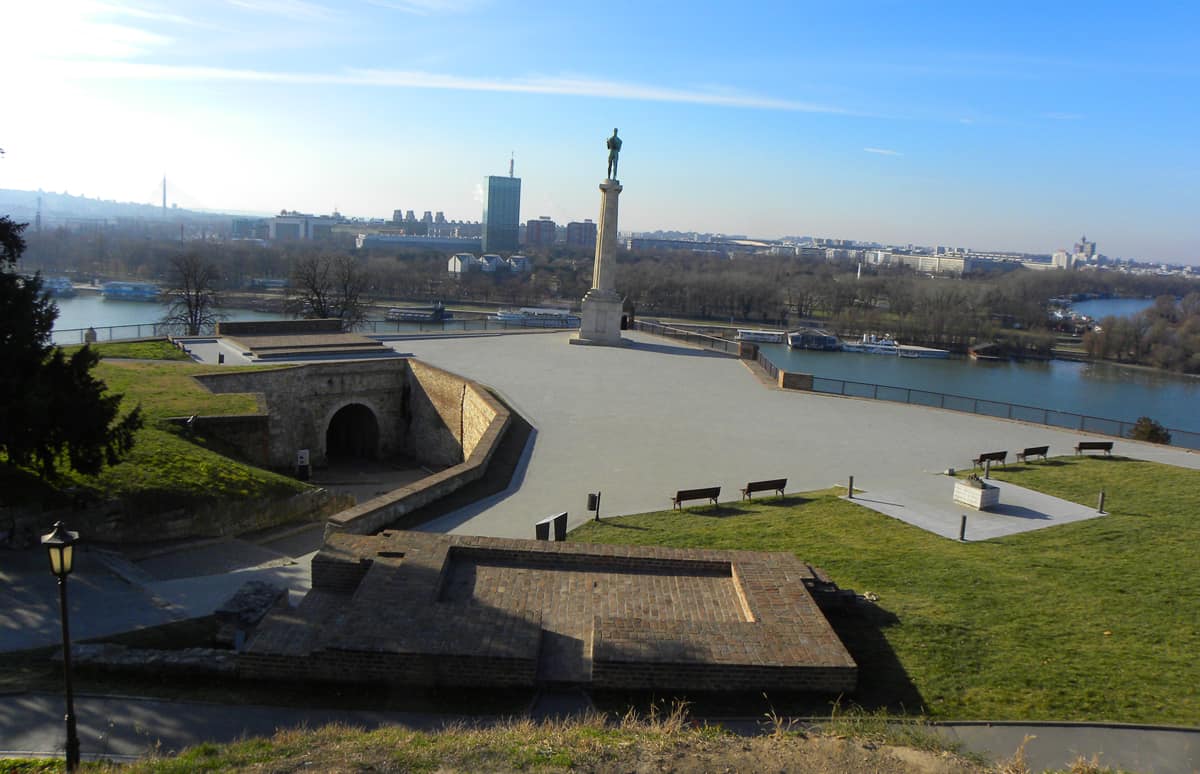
[570,289,625,347]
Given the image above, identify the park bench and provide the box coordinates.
[672,486,721,510]
[741,478,787,500]
[1075,440,1113,456]
[972,450,1007,469]
[1016,445,1049,463]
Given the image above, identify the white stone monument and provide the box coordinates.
[571,130,627,347]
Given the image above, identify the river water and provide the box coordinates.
[1070,298,1156,319]
[758,344,1198,433]
[51,294,283,344]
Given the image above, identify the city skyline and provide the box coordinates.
[2,1,1197,263]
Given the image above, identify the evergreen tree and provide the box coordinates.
[0,216,143,477]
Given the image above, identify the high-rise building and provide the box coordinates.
[526,216,557,247]
[482,174,521,252]
[566,219,597,249]
[1074,235,1096,260]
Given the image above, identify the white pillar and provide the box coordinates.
[571,180,625,347]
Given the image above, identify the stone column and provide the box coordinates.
[571,179,626,347]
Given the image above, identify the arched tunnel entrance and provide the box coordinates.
[325,403,380,460]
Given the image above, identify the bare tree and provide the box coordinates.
[162,253,223,335]
[288,253,371,329]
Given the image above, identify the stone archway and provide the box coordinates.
[325,403,380,460]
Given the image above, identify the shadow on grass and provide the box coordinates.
[825,602,925,715]
[746,495,810,508]
[684,504,755,518]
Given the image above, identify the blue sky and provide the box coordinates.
[2,0,1197,262]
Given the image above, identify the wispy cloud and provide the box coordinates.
[864,147,902,156]
[365,0,479,14]
[226,0,334,21]
[45,61,857,114]
[1044,111,1084,121]
[93,1,203,26]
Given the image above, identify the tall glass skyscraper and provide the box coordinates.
[482,175,521,252]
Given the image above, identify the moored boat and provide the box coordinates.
[736,328,786,343]
[41,276,77,297]
[840,333,900,354]
[787,328,841,350]
[101,281,160,301]
[841,333,949,358]
[387,302,453,322]
[492,307,580,327]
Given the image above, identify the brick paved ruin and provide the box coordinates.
[240,531,858,693]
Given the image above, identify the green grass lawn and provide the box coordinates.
[570,457,1200,725]
[63,338,192,361]
[1,357,307,508]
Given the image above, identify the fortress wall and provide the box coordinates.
[196,361,409,467]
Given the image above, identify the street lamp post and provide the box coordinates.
[41,521,81,772]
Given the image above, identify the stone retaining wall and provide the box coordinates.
[323,382,509,537]
[778,371,815,391]
[14,489,353,544]
[216,319,343,336]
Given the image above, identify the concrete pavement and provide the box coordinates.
[383,330,1199,539]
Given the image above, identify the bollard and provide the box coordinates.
[847,475,854,499]
[984,458,991,480]
[1098,490,1106,514]
[959,514,967,541]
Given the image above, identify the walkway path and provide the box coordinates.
[1,692,1195,772]
[847,474,1106,540]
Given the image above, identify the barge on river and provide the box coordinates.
[387,302,453,322]
[736,329,787,344]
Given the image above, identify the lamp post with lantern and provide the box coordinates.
[41,521,81,772]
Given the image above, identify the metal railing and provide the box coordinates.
[806,375,1200,451]
[756,349,780,381]
[358,316,578,334]
[53,323,173,345]
[632,320,740,355]
[52,316,579,345]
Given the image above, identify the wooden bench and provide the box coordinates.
[972,450,1007,469]
[672,486,721,510]
[1075,440,1113,456]
[1016,445,1049,463]
[741,478,787,500]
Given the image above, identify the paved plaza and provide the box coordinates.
[366,330,1199,539]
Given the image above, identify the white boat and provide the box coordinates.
[491,307,580,328]
[897,344,951,359]
[841,333,950,358]
[736,329,786,343]
[840,333,900,354]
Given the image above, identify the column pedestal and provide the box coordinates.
[571,178,627,347]
[571,288,625,346]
